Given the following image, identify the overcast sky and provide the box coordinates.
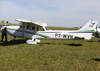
[0,0,100,27]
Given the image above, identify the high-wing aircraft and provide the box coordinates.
[6,19,98,44]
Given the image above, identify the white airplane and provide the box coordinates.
[6,19,98,44]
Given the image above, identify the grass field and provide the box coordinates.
[0,23,100,71]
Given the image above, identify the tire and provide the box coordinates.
[98,40,100,42]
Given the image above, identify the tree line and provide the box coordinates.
[0,20,9,24]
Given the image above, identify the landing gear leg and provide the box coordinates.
[11,36,16,43]
[98,33,100,42]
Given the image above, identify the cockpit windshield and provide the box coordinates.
[45,27,50,30]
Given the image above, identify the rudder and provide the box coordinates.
[78,19,98,32]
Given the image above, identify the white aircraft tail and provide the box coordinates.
[78,20,98,32]
[77,20,98,40]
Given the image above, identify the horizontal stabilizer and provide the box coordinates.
[84,33,92,40]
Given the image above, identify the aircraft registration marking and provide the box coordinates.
[55,33,74,39]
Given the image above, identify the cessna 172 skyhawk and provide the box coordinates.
[6,19,98,44]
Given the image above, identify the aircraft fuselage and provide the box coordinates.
[7,26,78,39]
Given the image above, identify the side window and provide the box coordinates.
[26,25,35,30]
[32,26,35,30]
[37,27,44,31]
[27,25,29,29]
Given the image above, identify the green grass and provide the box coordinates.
[0,23,19,26]
[48,26,78,30]
[0,23,100,71]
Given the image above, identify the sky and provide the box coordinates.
[0,0,100,27]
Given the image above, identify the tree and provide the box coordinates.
[1,20,5,23]
[6,21,9,24]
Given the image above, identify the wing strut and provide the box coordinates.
[22,23,25,38]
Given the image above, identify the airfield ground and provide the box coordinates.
[0,23,100,71]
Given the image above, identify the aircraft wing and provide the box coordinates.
[16,19,47,27]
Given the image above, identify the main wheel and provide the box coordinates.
[98,40,100,42]
[10,39,15,43]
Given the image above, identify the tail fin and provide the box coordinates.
[78,20,98,32]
